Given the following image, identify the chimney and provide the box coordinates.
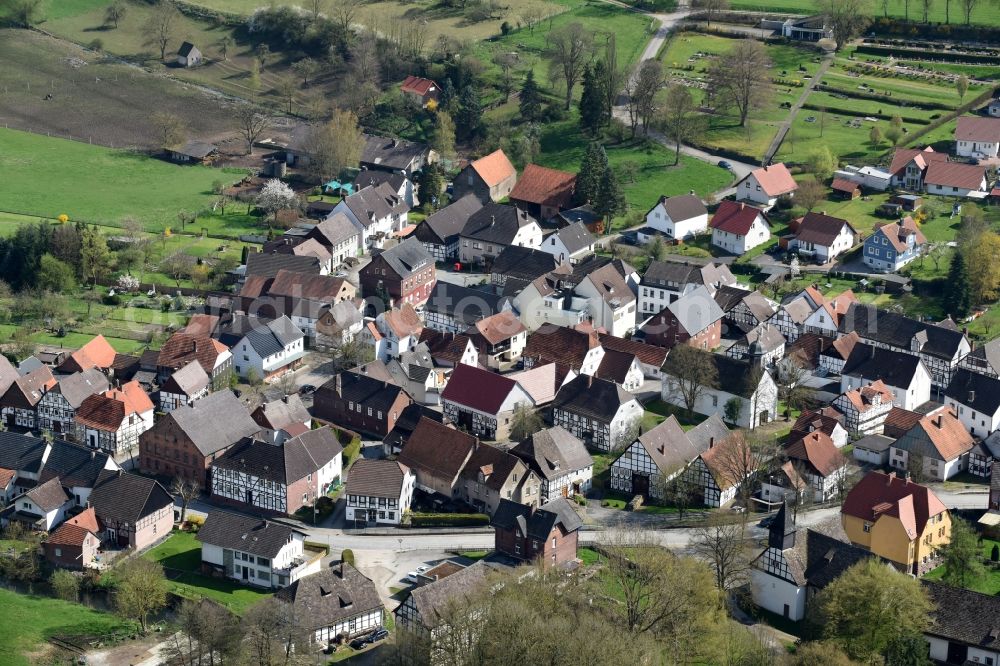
[490,215,496,226]
[282,395,289,404]
[335,373,342,394]
[192,340,198,353]
[969,390,976,403]
[887,471,896,483]
[708,436,715,449]
[935,415,943,428]
[90,450,96,459]
[739,202,745,210]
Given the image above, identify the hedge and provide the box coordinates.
[409,513,491,527]
[800,102,931,125]
[814,83,952,111]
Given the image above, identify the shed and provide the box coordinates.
[831,178,860,200]
[177,42,202,68]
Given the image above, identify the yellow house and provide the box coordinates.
[841,470,951,575]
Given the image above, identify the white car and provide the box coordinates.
[405,566,429,584]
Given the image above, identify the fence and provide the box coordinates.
[0,122,145,154]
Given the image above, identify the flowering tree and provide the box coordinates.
[255,179,299,227]
[116,274,140,293]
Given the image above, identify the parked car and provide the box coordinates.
[349,637,368,650]
[758,515,775,528]
[369,628,389,643]
[718,160,733,170]
[299,384,317,395]
[405,565,429,583]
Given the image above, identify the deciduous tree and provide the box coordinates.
[104,0,126,28]
[171,477,202,524]
[960,0,978,24]
[966,230,1000,303]
[662,345,718,417]
[956,74,969,100]
[546,22,593,110]
[1,0,44,27]
[431,111,457,161]
[50,569,80,602]
[707,39,772,127]
[114,557,168,633]
[818,0,872,49]
[305,109,363,183]
[795,177,826,212]
[869,124,883,148]
[690,514,751,590]
[658,83,704,165]
[38,254,76,293]
[80,226,114,287]
[142,1,181,62]
[234,104,271,155]
[509,403,544,441]
[624,59,665,138]
[806,146,838,180]
[151,111,187,150]
[940,517,985,588]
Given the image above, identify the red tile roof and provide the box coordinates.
[469,150,516,188]
[955,116,1000,142]
[748,163,797,196]
[785,431,848,478]
[441,364,519,415]
[470,311,525,346]
[831,178,860,193]
[884,406,923,438]
[59,335,117,373]
[888,147,947,177]
[842,471,947,539]
[906,408,974,462]
[710,200,768,236]
[509,164,576,208]
[924,161,987,191]
[401,75,439,97]
[48,508,101,547]
[158,333,229,374]
[75,380,153,431]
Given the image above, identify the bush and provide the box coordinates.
[409,512,490,527]
[341,549,355,566]
[573,494,587,506]
[50,569,80,602]
[102,293,122,306]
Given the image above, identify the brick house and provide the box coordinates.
[359,237,436,309]
[44,507,101,570]
[491,497,582,568]
[88,469,174,551]
[637,285,724,350]
[139,390,260,486]
[210,428,343,516]
[311,370,413,439]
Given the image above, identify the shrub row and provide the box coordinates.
[815,83,952,111]
[855,43,1000,65]
[409,513,490,527]
[800,102,931,125]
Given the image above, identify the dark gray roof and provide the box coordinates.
[360,134,427,172]
[197,510,306,559]
[89,470,173,524]
[944,368,1000,415]
[403,559,512,630]
[511,426,592,481]
[641,260,702,288]
[740,323,786,354]
[556,205,600,228]
[276,565,383,632]
[852,433,894,452]
[172,140,215,159]
[243,316,304,358]
[312,212,360,248]
[38,440,116,489]
[52,368,109,409]
[491,497,583,540]
[624,415,702,476]
[316,371,409,413]
[840,303,967,362]
[424,282,511,327]
[963,338,1000,375]
[345,459,409,498]
[491,246,563,283]
[25,477,70,512]
[551,222,595,255]
[252,395,311,431]
[353,170,406,192]
[213,428,343,484]
[686,414,731,451]
[160,360,209,397]
[373,237,433,279]
[178,41,198,57]
[166,391,261,456]
[461,203,538,245]
[246,253,320,279]
[663,352,765,399]
[0,432,47,474]
[655,193,707,222]
[842,343,925,388]
[388,347,434,383]
[924,581,1000,649]
[343,182,408,227]
[415,194,484,246]
[552,375,637,423]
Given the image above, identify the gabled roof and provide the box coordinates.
[467,149,516,187]
[47,507,100,547]
[955,115,1000,142]
[57,335,117,374]
[461,203,538,245]
[0,432,47,474]
[318,370,409,413]
[924,161,987,190]
[269,270,352,302]
[312,212,360,248]
[24,477,70,512]
[158,332,229,374]
[686,414,731,451]
[523,324,601,371]
[738,323,786,355]
[160,360,210,397]
[895,407,974,463]
[923,581,1000,650]
[509,164,576,208]
[74,380,153,432]
[837,379,894,414]
[252,395,311,432]
[343,182,409,227]
[507,363,572,405]
[277,564,383,632]
[401,75,439,97]
[887,146,948,177]
[379,303,423,339]
[595,349,638,385]
[0,354,18,397]
[597,333,667,368]
[164,390,261,456]
[794,212,857,246]
[622,415,703,477]
[197,510,305,558]
[831,178,860,194]
[50,368,110,409]
[788,407,845,442]
[345,459,410,499]
[842,343,925,388]
[2,365,56,410]
[512,426,592,481]
[414,194,484,246]
[839,303,968,362]
[213,428,343,485]
[550,222,595,255]
[710,200,769,236]
[240,316,304,358]
[842,471,947,539]
[652,193,708,222]
[871,216,926,253]
[746,163,797,196]
[552,374,635,422]
[491,497,582,539]
[441,364,520,414]
[459,443,524,491]
[664,285,725,335]
[178,41,198,57]
[246,252,321,279]
[784,431,848,478]
[38,439,117,489]
[360,133,428,171]
[89,469,173,524]
[490,246,563,283]
[398,418,477,485]
[699,432,752,489]
[424,282,511,327]
[469,310,525,347]
[404,560,510,629]
[583,263,635,307]
[370,237,433,279]
[419,329,476,366]
[944,367,1000,415]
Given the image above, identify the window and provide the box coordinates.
[54,548,62,557]
[863,521,872,533]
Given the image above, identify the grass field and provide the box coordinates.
[0,128,243,230]
[924,539,1000,595]
[0,29,240,149]
[0,588,134,666]
[145,530,272,614]
[728,0,1000,26]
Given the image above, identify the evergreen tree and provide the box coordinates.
[455,86,483,143]
[519,70,542,122]
[576,142,609,205]
[944,251,971,319]
[578,64,604,135]
[592,59,612,128]
[418,163,444,212]
[594,165,626,225]
[439,77,456,112]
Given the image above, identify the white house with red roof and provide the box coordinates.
[924,161,989,199]
[888,147,949,190]
[736,163,797,208]
[955,116,1000,159]
[73,381,155,457]
[441,364,534,441]
[710,201,771,255]
[400,76,440,108]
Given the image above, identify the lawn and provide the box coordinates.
[536,117,732,232]
[577,547,602,565]
[728,0,1000,25]
[0,588,134,666]
[643,399,707,431]
[0,128,243,230]
[923,539,1000,595]
[145,530,272,614]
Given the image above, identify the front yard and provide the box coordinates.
[923,539,1000,595]
[144,530,272,614]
